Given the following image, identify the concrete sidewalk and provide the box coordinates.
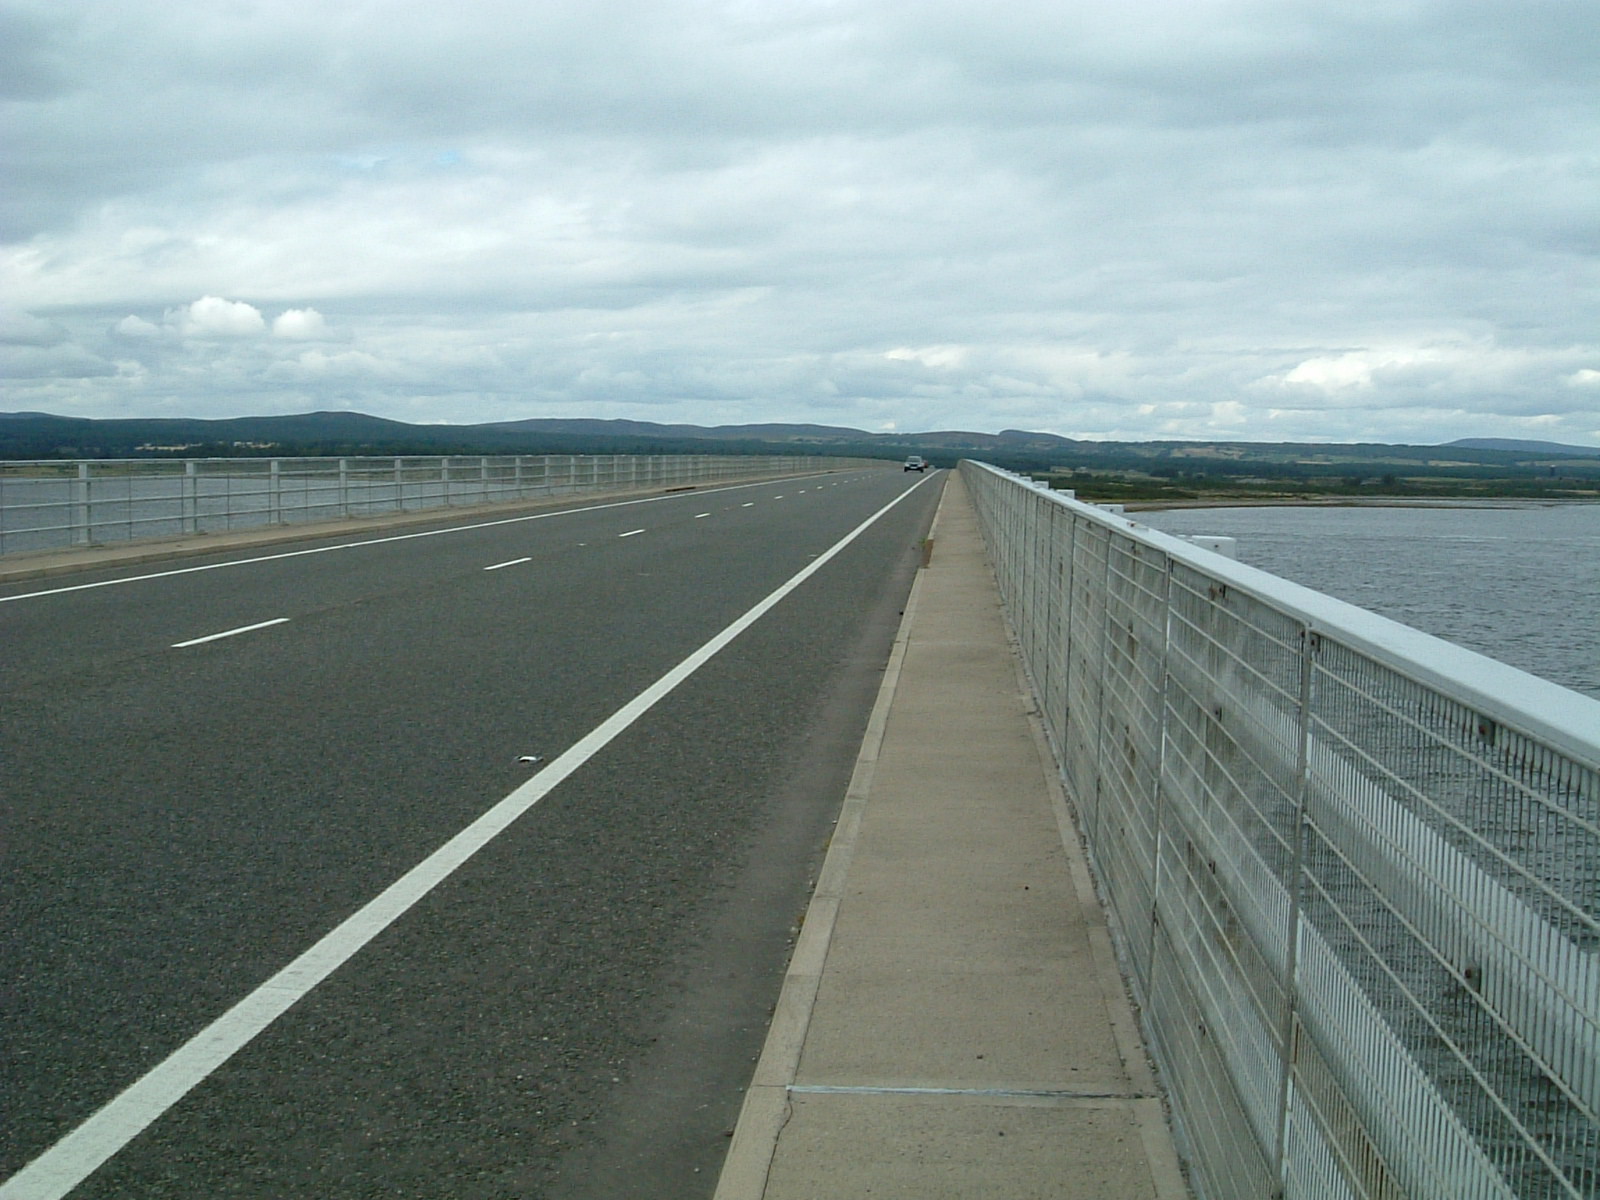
[714,473,1188,1199]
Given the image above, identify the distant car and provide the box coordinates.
[903,456,929,472]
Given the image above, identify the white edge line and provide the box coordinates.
[0,472,934,1200]
[483,557,532,571]
[170,618,290,648]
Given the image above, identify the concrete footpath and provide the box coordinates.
[714,472,1188,1200]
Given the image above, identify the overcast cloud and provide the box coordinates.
[3,0,1597,444]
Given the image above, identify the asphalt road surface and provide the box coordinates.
[1,467,944,1199]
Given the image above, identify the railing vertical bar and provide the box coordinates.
[73,462,91,546]
[1271,621,1315,1196]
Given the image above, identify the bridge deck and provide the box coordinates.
[1,470,1187,1197]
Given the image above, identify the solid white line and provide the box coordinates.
[0,474,935,1200]
[170,618,290,648]
[0,477,809,607]
[618,529,645,538]
[483,557,532,571]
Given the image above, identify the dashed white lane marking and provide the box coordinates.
[695,513,710,519]
[741,502,755,508]
[483,557,532,571]
[618,529,646,538]
[170,618,290,648]
[0,472,934,1200]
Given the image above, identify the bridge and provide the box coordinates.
[1,457,1594,1198]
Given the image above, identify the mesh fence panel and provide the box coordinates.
[0,454,873,555]
[964,461,1598,1200]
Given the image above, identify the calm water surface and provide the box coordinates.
[1133,502,1600,700]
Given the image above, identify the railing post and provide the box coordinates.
[1270,623,1317,1196]
[338,458,350,517]
[269,459,282,526]
[183,461,199,534]
[71,462,91,546]
[1146,554,1175,1000]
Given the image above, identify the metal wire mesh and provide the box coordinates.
[964,461,1599,1200]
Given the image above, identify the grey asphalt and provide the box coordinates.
[1,468,941,1198]
[714,472,1188,1199]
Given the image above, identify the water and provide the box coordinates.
[1132,502,1600,701]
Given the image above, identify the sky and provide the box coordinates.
[3,0,1597,445]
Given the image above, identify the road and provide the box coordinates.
[0,467,943,1199]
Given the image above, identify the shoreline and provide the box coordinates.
[1117,494,1600,512]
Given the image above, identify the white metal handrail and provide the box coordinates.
[0,453,877,557]
[963,460,1598,1200]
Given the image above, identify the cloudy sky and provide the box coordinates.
[3,0,1597,444]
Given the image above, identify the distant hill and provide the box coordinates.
[1446,438,1599,458]
[2,411,1598,486]
[481,417,871,443]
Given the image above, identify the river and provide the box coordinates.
[1131,501,1600,701]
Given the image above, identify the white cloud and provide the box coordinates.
[885,346,968,369]
[272,307,328,339]
[172,295,265,338]
[1275,350,1425,393]
[1567,368,1600,388]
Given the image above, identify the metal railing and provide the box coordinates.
[963,461,1599,1200]
[0,453,875,557]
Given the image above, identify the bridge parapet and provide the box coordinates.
[0,453,886,557]
[964,460,1598,1200]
